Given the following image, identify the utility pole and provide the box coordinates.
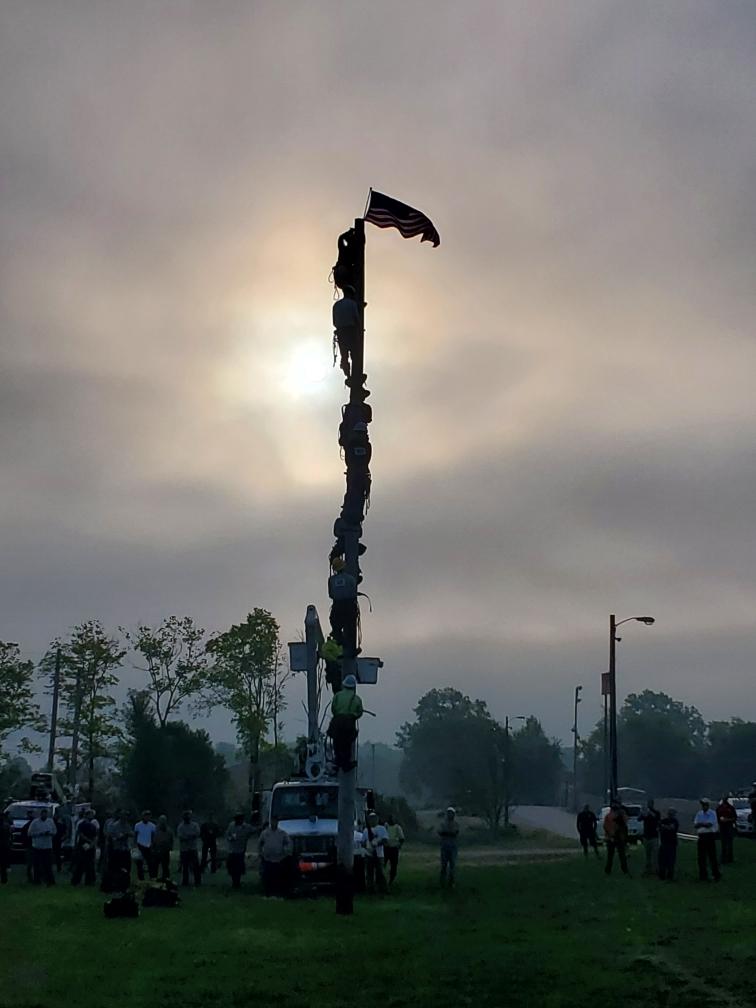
[304,605,323,748]
[602,690,609,804]
[69,667,83,790]
[572,684,582,812]
[609,614,618,802]
[371,742,376,790]
[46,646,62,773]
[503,716,511,828]
[332,217,366,916]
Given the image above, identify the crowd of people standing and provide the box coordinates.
[576,793,751,882]
[1,805,418,897]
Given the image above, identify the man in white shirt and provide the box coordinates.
[133,810,157,880]
[353,824,366,893]
[362,812,388,894]
[693,798,721,882]
[28,808,57,886]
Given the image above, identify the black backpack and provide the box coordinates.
[103,892,139,918]
[142,881,180,908]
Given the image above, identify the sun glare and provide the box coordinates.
[283,339,331,397]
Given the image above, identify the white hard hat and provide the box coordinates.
[342,675,357,689]
[446,806,456,815]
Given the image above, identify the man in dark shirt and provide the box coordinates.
[576,805,599,857]
[71,810,98,886]
[640,799,661,876]
[716,797,737,864]
[658,808,679,881]
[200,814,221,873]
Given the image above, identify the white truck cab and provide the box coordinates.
[261,780,370,889]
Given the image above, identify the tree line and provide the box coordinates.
[396,687,564,834]
[579,689,756,800]
[0,609,288,816]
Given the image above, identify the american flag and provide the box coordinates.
[364,190,440,247]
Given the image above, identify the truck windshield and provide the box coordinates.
[272,787,339,820]
[6,805,44,821]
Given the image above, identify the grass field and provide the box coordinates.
[3,836,756,1008]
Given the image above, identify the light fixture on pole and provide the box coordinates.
[609,615,655,802]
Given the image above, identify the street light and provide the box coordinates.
[572,685,583,812]
[609,614,655,802]
[503,714,527,828]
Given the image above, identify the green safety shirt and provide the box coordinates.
[331,689,364,719]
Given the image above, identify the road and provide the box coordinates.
[512,804,698,842]
[511,805,578,840]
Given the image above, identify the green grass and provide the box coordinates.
[3,839,756,1008]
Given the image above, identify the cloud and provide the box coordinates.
[1,0,756,750]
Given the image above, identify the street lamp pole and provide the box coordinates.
[609,614,618,803]
[503,714,526,828]
[608,614,655,802]
[572,685,582,812]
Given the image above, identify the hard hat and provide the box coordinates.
[446,806,456,815]
[342,674,357,689]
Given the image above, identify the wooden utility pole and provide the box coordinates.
[46,646,62,773]
[334,217,365,916]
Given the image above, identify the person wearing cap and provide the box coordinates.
[694,798,721,882]
[438,807,459,888]
[225,813,254,890]
[328,674,363,771]
[658,808,679,881]
[176,810,202,887]
[603,802,630,876]
[362,811,388,893]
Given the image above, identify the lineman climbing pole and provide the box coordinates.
[327,192,439,915]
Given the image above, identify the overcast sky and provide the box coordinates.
[2,1,756,752]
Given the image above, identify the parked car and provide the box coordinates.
[730,798,754,837]
[3,799,59,863]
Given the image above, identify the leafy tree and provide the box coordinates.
[122,616,209,727]
[119,691,228,822]
[0,754,32,801]
[0,642,46,753]
[206,609,283,798]
[510,717,563,805]
[397,687,509,833]
[579,690,706,799]
[706,719,756,796]
[45,622,125,798]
